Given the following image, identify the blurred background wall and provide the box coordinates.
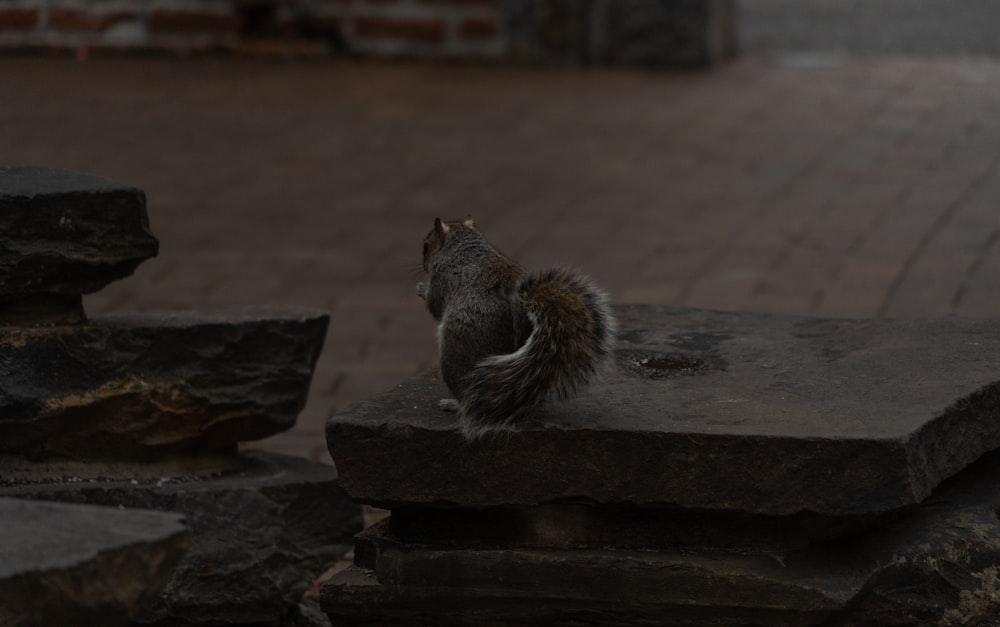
[0,0,739,65]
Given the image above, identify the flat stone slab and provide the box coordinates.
[0,497,189,627]
[322,449,1000,626]
[327,305,1000,517]
[2,450,362,627]
[0,166,158,300]
[0,306,328,461]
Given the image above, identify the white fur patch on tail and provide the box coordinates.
[454,267,617,441]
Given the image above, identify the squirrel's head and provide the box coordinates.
[422,214,476,272]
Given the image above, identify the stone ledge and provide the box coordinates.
[2,450,362,627]
[0,497,189,627]
[327,306,1000,518]
[0,306,329,461]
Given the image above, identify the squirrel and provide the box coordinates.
[416,215,617,439]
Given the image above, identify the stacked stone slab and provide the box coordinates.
[323,305,1000,625]
[0,498,190,627]
[0,167,362,626]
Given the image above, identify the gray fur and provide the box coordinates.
[418,218,617,440]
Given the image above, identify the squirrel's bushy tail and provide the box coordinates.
[458,268,617,439]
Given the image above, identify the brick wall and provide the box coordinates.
[0,0,505,58]
[0,0,735,65]
[328,0,504,57]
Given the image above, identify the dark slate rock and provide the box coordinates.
[327,305,1000,518]
[0,166,158,300]
[322,450,1000,626]
[0,497,189,627]
[0,307,329,461]
[1,450,362,627]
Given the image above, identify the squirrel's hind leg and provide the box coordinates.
[438,398,459,412]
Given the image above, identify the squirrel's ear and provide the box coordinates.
[464,214,475,228]
[433,217,450,237]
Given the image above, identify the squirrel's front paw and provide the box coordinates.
[416,282,428,300]
[438,398,459,412]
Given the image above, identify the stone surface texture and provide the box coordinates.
[0,497,190,627]
[0,307,329,461]
[2,451,362,627]
[327,305,1000,518]
[0,166,158,299]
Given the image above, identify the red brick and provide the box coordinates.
[49,9,133,33]
[354,17,446,44]
[149,11,239,35]
[459,17,498,40]
[0,9,38,31]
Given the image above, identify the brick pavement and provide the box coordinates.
[2,56,999,463]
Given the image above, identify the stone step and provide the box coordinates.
[0,306,329,461]
[327,306,1000,521]
[322,449,1000,625]
[0,497,189,627]
[1,450,362,627]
